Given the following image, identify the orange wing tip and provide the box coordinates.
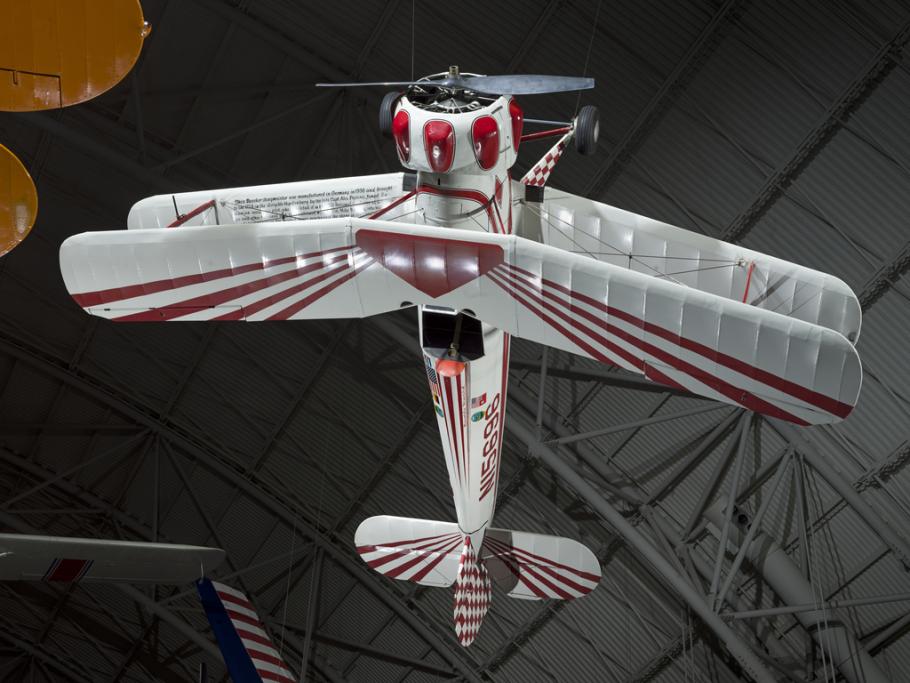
[0,144,38,256]
[0,0,148,112]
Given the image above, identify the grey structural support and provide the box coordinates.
[704,498,889,683]
[772,419,910,570]
[505,417,777,683]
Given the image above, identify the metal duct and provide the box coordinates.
[705,499,889,683]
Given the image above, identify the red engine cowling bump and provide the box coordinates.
[509,99,523,153]
[392,109,410,162]
[424,120,455,173]
[472,116,499,170]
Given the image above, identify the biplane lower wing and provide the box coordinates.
[60,217,861,425]
[0,533,225,583]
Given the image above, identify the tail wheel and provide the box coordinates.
[574,105,600,155]
[379,91,400,138]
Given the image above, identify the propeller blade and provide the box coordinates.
[315,75,595,96]
[461,74,594,95]
[316,81,422,88]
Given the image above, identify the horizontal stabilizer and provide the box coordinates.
[482,528,600,600]
[355,516,462,587]
[197,578,296,683]
[0,533,224,583]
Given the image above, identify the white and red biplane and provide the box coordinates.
[58,69,862,646]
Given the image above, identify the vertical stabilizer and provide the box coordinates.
[197,578,296,683]
[453,537,492,646]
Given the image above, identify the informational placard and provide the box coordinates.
[127,173,405,229]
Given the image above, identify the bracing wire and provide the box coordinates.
[410,0,416,81]
[574,0,602,116]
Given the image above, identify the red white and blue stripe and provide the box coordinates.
[197,579,295,683]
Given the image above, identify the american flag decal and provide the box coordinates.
[197,578,296,683]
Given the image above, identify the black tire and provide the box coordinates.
[379,91,400,138]
[574,105,600,155]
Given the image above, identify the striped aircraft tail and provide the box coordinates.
[197,578,296,683]
[355,515,601,646]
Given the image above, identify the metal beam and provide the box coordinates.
[772,420,910,570]
[721,19,910,243]
[186,0,350,81]
[858,238,910,311]
[506,417,776,682]
[583,0,743,199]
[509,358,693,396]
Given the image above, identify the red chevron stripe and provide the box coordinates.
[505,263,850,419]
[234,628,275,651]
[112,250,353,321]
[226,608,263,630]
[259,670,295,683]
[247,648,290,669]
[411,537,463,583]
[71,245,352,307]
[486,539,587,598]
[486,270,639,370]
[369,189,416,219]
[493,549,549,598]
[484,536,600,582]
[365,535,463,570]
[385,537,462,579]
[442,375,462,485]
[490,267,807,424]
[485,539,596,595]
[216,590,255,612]
[265,256,374,320]
[356,532,460,553]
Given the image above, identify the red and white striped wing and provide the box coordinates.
[211,581,296,683]
[60,221,377,321]
[60,219,861,424]
[355,516,462,587]
[482,529,600,600]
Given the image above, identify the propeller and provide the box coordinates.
[317,68,594,96]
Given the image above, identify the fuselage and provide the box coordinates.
[392,88,521,546]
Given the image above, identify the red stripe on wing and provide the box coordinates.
[112,250,353,321]
[72,245,352,307]
[490,267,808,424]
[506,263,851,419]
[265,256,374,320]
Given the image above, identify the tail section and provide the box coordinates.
[197,578,296,683]
[453,537,491,646]
[355,516,462,586]
[482,528,601,600]
[356,516,601,646]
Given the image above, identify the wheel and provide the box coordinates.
[379,91,400,138]
[574,105,600,155]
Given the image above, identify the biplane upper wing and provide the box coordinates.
[60,217,861,425]
[0,533,224,583]
[521,185,862,344]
